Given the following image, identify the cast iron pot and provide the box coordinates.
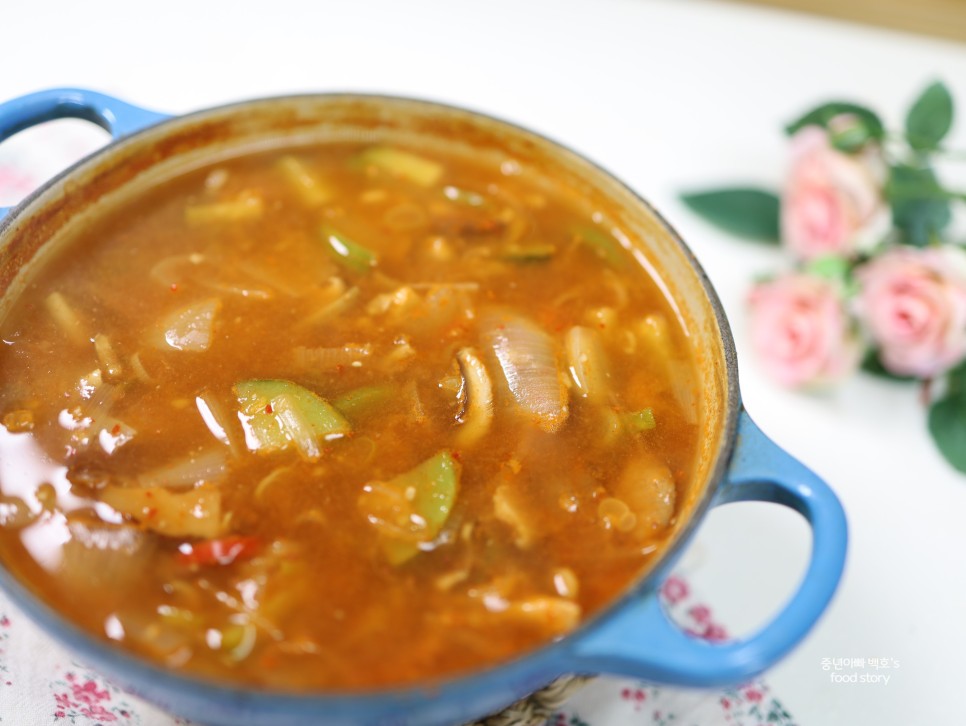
[0,88,847,726]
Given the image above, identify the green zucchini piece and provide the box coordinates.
[234,379,350,459]
[501,243,556,262]
[277,155,331,207]
[443,185,486,207]
[574,226,625,268]
[320,226,377,274]
[332,384,394,418]
[623,408,656,432]
[373,451,461,565]
[355,146,443,187]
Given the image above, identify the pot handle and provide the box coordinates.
[0,88,169,220]
[566,409,847,686]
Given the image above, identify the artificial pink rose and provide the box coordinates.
[856,246,966,378]
[748,274,861,387]
[782,125,888,261]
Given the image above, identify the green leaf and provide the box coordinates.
[945,359,966,394]
[785,102,884,142]
[806,255,851,284]
[680,188,781,243]
[887,165,952,246]
[860,349,916,382]
[828,122,872,153]
[905,81,954,151]
[928,391,966,474]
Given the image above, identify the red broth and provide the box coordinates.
[0,143,699,689]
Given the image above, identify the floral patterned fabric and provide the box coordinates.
[0,576,794,725]
[550,577,795,726]
[0,126,796,726]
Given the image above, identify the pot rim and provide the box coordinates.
[0,91,741,708]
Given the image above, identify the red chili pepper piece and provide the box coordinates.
[177,535,261,567]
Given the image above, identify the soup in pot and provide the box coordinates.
[0,141,700,689]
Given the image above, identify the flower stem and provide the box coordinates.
[885,185,966,203]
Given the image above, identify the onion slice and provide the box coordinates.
[157,298,221,352]
[100,484,223,539]
[483,311,568,433]
[564,325,611,404]
[138,448,228,489]
[293,344,372,372]
[196,392,242,457]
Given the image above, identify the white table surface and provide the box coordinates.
[2,1,965,723]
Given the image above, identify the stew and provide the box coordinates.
[0,141,700,689]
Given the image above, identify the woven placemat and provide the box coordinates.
[465,675,595,726]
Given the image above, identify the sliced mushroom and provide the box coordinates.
[454,347,494,447]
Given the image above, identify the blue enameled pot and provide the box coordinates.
[0,89,847,726]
